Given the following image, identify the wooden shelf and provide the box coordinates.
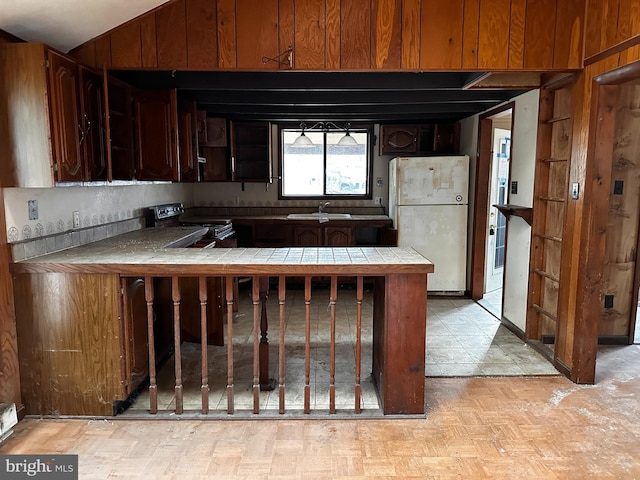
[494,204,533,226]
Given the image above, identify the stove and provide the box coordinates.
[145,203,184,227]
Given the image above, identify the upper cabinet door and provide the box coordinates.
[135,89,179,181]
[230,121,272,182]
[178,102,199,182]
[79,66,107,181]
[47,50,85,182]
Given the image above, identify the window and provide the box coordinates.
[279,125,372,198]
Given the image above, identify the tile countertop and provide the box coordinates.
[9,226,433,277]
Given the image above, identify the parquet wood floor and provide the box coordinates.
[2,345,639,479]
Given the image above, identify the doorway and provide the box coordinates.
[474,107,514,318]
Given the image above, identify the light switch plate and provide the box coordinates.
[571,182,579,200]
[73,211,81,229]
[28,200,38,220]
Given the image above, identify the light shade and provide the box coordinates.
[292,131,314,146]
[337,132,358,146]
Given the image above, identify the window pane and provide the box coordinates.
[282,131,324,196]
[326,131,368,195]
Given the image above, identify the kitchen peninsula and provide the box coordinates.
[10,227,433,417]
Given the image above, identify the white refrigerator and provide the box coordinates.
[389,155,469,293]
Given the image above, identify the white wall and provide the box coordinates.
[501,89,538,331]
[4,182,192,242]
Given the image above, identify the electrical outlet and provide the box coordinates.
[73,211,81,229]
[28,200,38,220]
[374,197,383,205]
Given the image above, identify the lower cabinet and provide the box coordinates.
[12,272,225,417]
[13,273,124,416]
[291,226,352,246]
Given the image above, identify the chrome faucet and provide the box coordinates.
[318,201,330,213]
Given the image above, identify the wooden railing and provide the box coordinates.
[133,274,367,416]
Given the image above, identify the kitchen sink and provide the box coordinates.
[287,213,352,220]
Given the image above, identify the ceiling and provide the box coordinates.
[2,0,532,124]
[0,0,170,52]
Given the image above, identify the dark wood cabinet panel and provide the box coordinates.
[79,67,107,181]
[178,102,198,182]
[200,117,227,147]
[236,0,279,69]
[325,227,352,246]
[135,89,179,181]
[230,121,272,182]
[380,123,459,155]
[122,277,149,396]
[47,50,84,182]
[420,0,463,69]
[380,125,418,155]
[294,226,322,246]
[200,146,228,181]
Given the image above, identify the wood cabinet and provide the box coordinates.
[135,89,179,181]
[79,67,108,181]
[178,102,199,182]
[380,123,459,156]
[230,121,272,182]
[104,74,135,180]
[121,277,149,396]
[200,117,227,147]
[47,50,85,182]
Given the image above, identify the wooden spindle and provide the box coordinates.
[259,276,272,390]
[172,276,183,414]
[329,276,337,414]
[304,276,311,414]
[252,276,260,413]
[144,276,157,414]
[355,276,363,413]
[278,276,286,414]
[199,276,209,414]
[225,276,234,414]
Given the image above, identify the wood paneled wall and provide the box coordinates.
[555,43,640,384]
[584,0,640,61]
[70,0,585,71]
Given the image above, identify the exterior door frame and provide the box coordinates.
[470,102,515,299]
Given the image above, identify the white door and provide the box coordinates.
[485,128,510,293]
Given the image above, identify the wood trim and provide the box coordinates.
[470,118,492,299]
[593,57,640,84]
[584,33,640,66]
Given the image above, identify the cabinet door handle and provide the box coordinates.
[84,114,92,135]
[78,124,85,145]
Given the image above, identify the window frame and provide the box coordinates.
[277,123,374,200]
